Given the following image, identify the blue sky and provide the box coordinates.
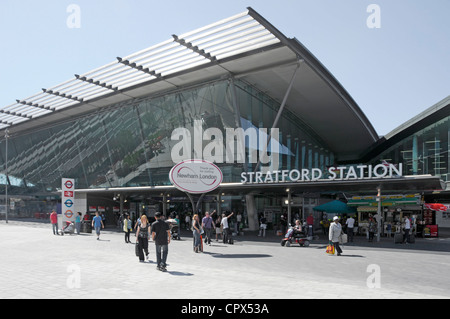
[0,0,449,136]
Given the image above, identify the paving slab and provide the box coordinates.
[0,220,449,300]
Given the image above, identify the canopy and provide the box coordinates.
[424,203,448,212]
[313,200,356,214]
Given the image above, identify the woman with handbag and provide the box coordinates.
[329,216,343,256]
[192,214,202,253]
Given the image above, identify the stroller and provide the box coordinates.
[281,225,310,247]
[59,221,75,236]
[166,219,180,240]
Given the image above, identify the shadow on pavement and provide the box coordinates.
[167,271,194,276]
[204,252,272,258]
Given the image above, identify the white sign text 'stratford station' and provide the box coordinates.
[240,163,403,184]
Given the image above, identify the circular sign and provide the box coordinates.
[169,159,223,194]
[64,210,73,218]
[64,180,73,189]
[64,199,74,208]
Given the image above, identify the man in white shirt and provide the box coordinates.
[346,215,355,242]
[403,216,411,244]
[221,211,234,244]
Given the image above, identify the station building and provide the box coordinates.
[0,8,447,231]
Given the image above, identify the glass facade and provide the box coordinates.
[370,116,450,181]
[0,79,335,196]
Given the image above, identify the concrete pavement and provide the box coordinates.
[0,220,449,300]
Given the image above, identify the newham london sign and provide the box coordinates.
[169,159,223,194]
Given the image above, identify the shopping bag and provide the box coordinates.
[326,244,335,255]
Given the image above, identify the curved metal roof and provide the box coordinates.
[0,7,378,161]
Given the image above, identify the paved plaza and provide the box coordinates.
[0,220,449,300]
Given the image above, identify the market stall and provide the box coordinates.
[347,194,422,237]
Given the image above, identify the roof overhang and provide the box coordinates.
[360,95,450,162]
[1,7,378,161]
[75,175,444,198]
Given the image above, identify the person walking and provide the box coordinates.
[215,216,222,242]
[221,211,234,244]
[123,214,132,243]
[134,213,142,231]
[236,212,242,236]
[151,212,171,272]
[185,214,191,231]
[368,217,377,242]
[75,212,82,235]
[92,212,104,240]
[192,214,202,253]
[202,211,215,246]
[329,216,343,256]
[50,210,58,235]
[174,214,180,233]
[136,215,151,262]
[258,214,267,237]
[346,215,355,242]
[403,216,411,244]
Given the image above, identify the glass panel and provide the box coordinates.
[0,79,335,195]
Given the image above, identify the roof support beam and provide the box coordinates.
[254,60,303,173]
[172,34,217,63]
[116,57,163,80]
[2,107,33,119]
[42,88,84,103]
[16,100,55,113]
[75,74,119,92]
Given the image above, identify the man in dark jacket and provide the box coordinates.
[151,212,171,272]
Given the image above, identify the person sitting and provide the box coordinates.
[293,219,303,236]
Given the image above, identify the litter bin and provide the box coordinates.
[81,221,92,233]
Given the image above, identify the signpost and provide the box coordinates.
[169,159,223,213]
[61,178,75,229]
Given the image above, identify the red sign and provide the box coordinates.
[64,191,74,197]
[424,225,439,237]
[424,203,447,212]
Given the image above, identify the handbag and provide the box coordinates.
[135,242,139,257]
[326,244,335,255]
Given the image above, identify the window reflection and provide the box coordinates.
[0,79,334,194]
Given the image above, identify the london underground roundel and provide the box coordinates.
[169,159,223,194]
